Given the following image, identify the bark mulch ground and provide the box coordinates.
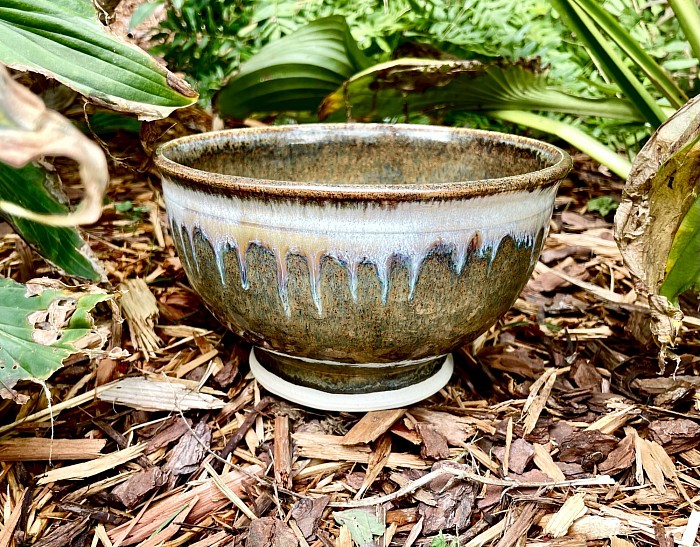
[1,111,700,547]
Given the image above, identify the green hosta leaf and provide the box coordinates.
[319,59,641,122]
[0,277,110,402]
[0,162,104,281]
[0,0,197,120]
[216,16,371,119]
[333,510,385,545]
[615,94,700,362]
[661,194,700,300]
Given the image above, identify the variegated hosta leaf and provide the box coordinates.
[0,277,110,403]
[0,0,197,120]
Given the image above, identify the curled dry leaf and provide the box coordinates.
[615,94,700,365]
[0,65,108,226]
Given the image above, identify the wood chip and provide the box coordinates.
[245,518,297,547]
[494,503,540,547]
[38,444,146,485]
[598,432,635,475]
[202,461,257,521]
[464,518,505,547]
[135,495,197,547]
[274,415,293,489]
[543,493,587,538]
[292,433,428,468]
[507,438,535,475]
[541,515,629,540]
[0,488,26,547]
[638,437,667,493]
[144,417,192,454]
[356,433,392,499]
[411,408,484,443]
[109,465,262,545]
[503,417,513,476]
[336,525,352,547]
[341,409,405,445]
[610,537,635,547]
[120,278,161,360]
[648,419,700,454]
[533,443,566,482]
[680,509,700,547]
[97,377,224,411]
[415,423,449,460]
[0,438,106,461]
[523,368,557,435]
[111,467,167,509]
[291,495,330,539]
[418,461,475,535]
[585,405,639,434]
[403,516,423,547]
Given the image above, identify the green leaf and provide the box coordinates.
[0,0,197,120]
[566,0,687,109]
[81,110,142,137]
[587,196,619,217]
[0,162,104,281]
[661,194,700,300]
[333,510,385,545]
[550,0,667,127]
[319,59,642,122]
[216,16,371,119]
[129,0,164,31]
[668,0,700,64]
[0,277,110,402]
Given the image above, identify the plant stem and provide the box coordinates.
[486,110,632,179]
[668,0,700,65]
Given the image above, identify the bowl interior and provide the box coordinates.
[158,124,568,189]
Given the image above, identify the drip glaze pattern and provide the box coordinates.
[156,124,571,409]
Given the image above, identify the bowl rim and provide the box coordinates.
[155,123,572,201]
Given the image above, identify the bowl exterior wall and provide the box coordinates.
[163,177,557,363]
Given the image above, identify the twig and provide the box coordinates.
[219,397,271,461]
[329,467,615,508]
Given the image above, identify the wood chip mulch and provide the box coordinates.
[1,113,700,547]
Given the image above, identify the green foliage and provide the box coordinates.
[319,58,640,123]
[151,0,594,105]
[0,0,197,119]
[217,16,371,119]
[151,0,697,145]
[587,195,619,217]
[661,194,700,301]
[551,0,667,127]
[430,532,458,547]
[0,277,110,402]
[0,162,104,281]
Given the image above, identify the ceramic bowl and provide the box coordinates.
[156,124,571,411]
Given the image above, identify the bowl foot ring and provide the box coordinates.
[249,349,454,412]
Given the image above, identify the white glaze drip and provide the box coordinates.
[163,179,557,311]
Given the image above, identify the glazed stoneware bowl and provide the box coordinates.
[156,124,571,411]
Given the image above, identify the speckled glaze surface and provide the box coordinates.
[156,124,571,410]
